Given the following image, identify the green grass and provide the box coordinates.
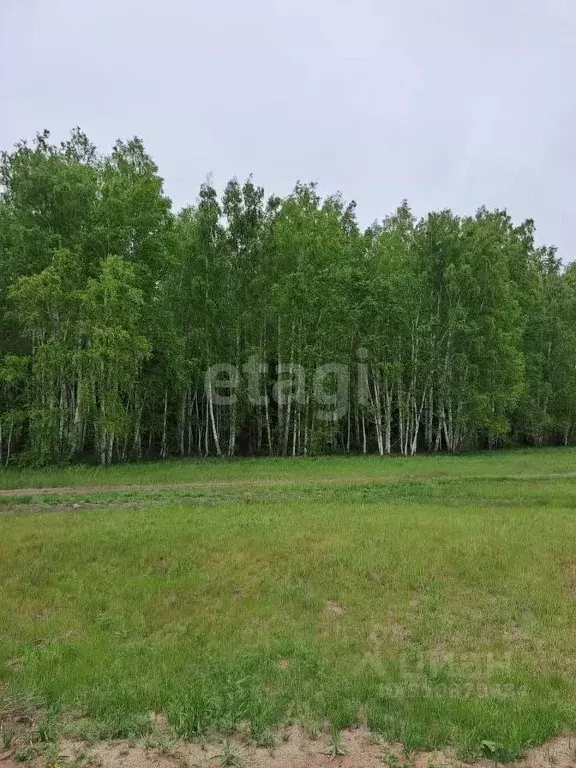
[1,445,576,491]
[2,449,576,761]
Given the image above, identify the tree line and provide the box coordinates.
[0,128,575,465]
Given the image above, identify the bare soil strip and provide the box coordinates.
[2,471,576,498]
[0,476,371,497]
[4,728,576,768]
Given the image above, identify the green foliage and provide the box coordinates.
[212,739,245,767]
[13,745,41,763]
[0,725,14,749]
[322,730,347,759]
[379,745,413,768]
[1,127,575,464]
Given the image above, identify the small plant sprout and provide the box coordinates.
[380,745,413,768]
[212,739,245,768]
[1,726,15,749]
[322,730,346,760]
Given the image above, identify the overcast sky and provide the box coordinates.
[1,0,574,260]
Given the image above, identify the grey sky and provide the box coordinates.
[1,0,575,261]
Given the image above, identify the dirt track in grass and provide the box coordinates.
[2,471,576,498]
[0,476,372,497]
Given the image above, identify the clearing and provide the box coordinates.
[2,448,576,767]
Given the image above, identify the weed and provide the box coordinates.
[427,762,459,768]
[35,718,58,743]
[212,739,245,767]
[70,748,101,768]
[138,731,175,751]
[42,742,61,768]
[14,745,41,763]
[252,728,275,748]
[0,726,15,749]
[380,745,412,767]
[322,730,346,760]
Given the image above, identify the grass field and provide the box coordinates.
[2,448,576,763]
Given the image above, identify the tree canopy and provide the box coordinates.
[1,129,574,465]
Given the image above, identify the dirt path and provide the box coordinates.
[0,476,374,498]
[1,470,575,499]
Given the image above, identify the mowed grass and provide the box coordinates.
[1,445,576,491]
[2,450,576,760]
